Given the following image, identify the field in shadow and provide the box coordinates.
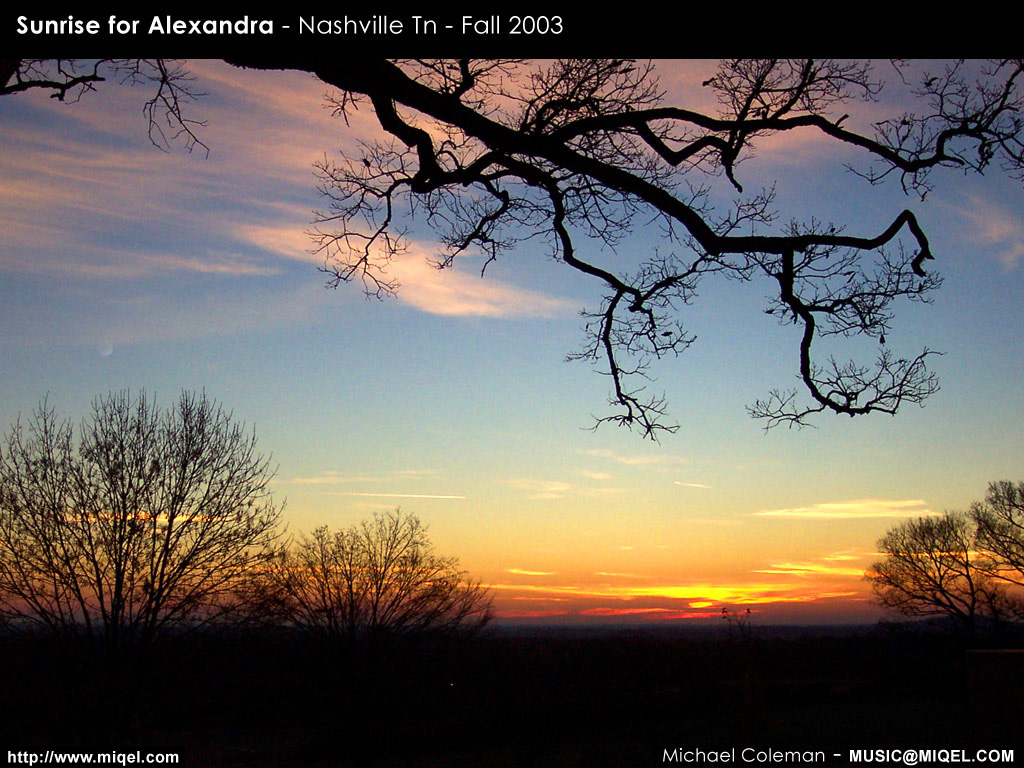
[1,623,1020,766]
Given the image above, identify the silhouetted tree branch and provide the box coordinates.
[972,480,1024,588]
[248,58,1013,436]
[9,58,1024,437]
[1,58,208,153]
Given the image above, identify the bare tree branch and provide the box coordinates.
[973,480,1024,588]
[2,58,208,154]
[17,58,1023,438]
[261,58,996,437]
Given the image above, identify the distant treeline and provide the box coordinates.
[1,621,1020,766]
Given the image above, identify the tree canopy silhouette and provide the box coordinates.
[866,489,1024,638]
[0,390,283,657]
[972,480,1024,588]
[5,58,1024,437]
[255,509,492,645]
[866,513,1005,638]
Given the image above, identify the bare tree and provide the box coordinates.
[258,509,491,645]
[0,390,283,659]
[972,480,1024,587]
[7,58,1024,436]
[721,606,754,642]
[865,511,1018,638]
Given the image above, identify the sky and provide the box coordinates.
[1,59,1022,626]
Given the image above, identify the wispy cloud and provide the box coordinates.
[232,220,320,267]
[956,194,1024,270]
[292,473,384,485]
[0,108,318,282]
[2,279,333,351]
[387,249,576,318]
[292,468,438,485]
[234,223,577,319]
[507,569,558,577]
[820,551,865,562]
[582,448,690,467]
[674,481,712,489]
[753,561,865,578]
[754,498,937,519]
[507,478,574,500]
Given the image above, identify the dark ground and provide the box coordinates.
[1,622,1021,767]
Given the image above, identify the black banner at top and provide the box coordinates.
[2,4,1009,59]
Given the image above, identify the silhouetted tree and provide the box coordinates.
[258,509,491,646]
[6,58,1024,436]
[721,606,754,642]
[0,390,283,658]
[866,511,1019,639]
[972,480,1024,588]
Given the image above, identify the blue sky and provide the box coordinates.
[1,59,1022,624]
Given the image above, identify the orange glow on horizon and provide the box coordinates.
[485,576,867,623]
[489,581,859,605]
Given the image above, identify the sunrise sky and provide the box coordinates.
[2,59,1022,626]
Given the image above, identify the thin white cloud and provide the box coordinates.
[292,468,438,485]
[326,492,466,500]
[232,221,322,267]
[507,477,628,500]
[390,469,440,479]
[754,499,937,519]
[674,481,712,489]
[507,478,574,500]
[292,473,385,485]
[582,448,690,466]
[507,568,558,577]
